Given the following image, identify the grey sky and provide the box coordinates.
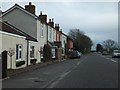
[0,0,119,50]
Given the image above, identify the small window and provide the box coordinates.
[40,24,44,37]
[30,46,35,58]
[40,47,43,58]
[16,44,22,60]
[50,29,52,41]
[51,48,56,58]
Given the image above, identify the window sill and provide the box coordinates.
[40,36,44,38]
[16,59,24,62]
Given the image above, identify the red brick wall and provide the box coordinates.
[67,39,73,49]
[56,31,61,42]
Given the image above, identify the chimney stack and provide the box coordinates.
[60,29,62,33]
[25,2,35,15]
[55,24,60,31]
[39,11,47,23]
[48,18,54,27]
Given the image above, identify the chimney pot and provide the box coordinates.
[39,12,47,23]
[25,2,35,15]
[55,24,60,31]
[52,18,54,22]
[49,19,51,22]
[29,2,32,5]
[48,19,54,27]
[40,11,42,15]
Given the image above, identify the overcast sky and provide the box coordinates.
[0,0,119,50]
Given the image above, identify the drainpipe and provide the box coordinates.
[26,40,29,66]
[47,24,48,44]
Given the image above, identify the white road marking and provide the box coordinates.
[99,54,117,63]
[110,59,117,63]
[47,55,90,88]
[77,62,81,65]
[48,71,71,88]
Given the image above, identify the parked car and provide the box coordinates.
[102,51,108,55]
[70,50,82,59]
[112,50,120,58]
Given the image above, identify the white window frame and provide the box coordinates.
[30,45,35,58]
[40,46,43,59]
[50,28,52,41]
[51,47,56,58]
[16,44,22,61]
[40,24,44,37]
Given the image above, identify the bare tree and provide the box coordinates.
[102,39,116,49]
[102,39,120,53]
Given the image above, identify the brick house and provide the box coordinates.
[1,2,74,65]
[67,36,74,51]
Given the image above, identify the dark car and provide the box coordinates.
[70,50,82,59]
[102,51,108,55]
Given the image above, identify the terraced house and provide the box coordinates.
[0,21,37,69]
[0,2,73,69]
[1,3,41,67]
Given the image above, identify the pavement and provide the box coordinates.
[7,61,57,77]
[2,53,119,88]
[2,59,67,79]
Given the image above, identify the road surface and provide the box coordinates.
[2,53,118,88]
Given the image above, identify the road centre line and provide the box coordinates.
[48,71,71,88]
[77,62,81,65]
[47,55,90,88]
[99,54,117,63]
[110,59,117,63]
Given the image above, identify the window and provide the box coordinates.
[40,47,43,58]
[51,48,56,58]
[40,24,44,37]
[54,30,56,41]
[16,44,22,60]
[30,46,35,58]
[50,29,52,41]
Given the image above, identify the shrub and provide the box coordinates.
[30,59,37,65]
[43,44,52,62]
[16,61,25,67]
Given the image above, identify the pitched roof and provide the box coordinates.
[1,3,38,18]
[1,3,60,31]
[0,21,38,42]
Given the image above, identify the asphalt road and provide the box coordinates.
[2,53,118,88]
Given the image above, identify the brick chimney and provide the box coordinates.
[39,11,47,23]
[60,29,62,33]
[25,2,35,15]
[48,18,54,27]
[55,24,60,31]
